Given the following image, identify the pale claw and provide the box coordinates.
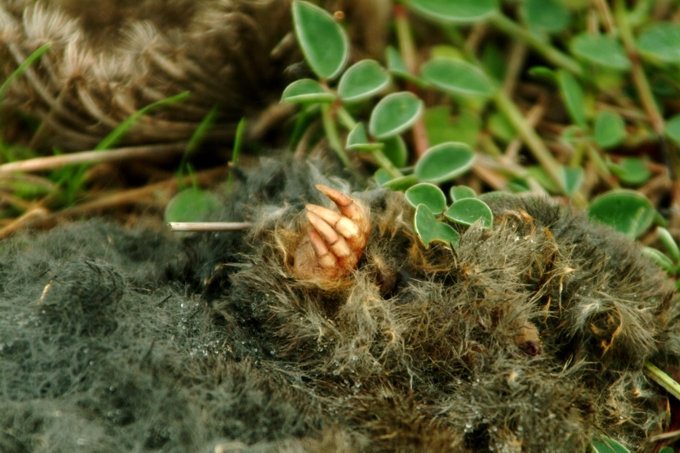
[292,185,371,282]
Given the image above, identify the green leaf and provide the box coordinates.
[659,447,675,453]
[588,190,655,238]
[521,0,571,34]
[405,183,447,214]
[562,166,584,195]
[665,115,680,145]
[528,66,557,85]
[338,60,391,102]
[414,204,460,248]
[292,1,349,80]
[608,158,651,186]
[637,23,680,63]
[594,110,626,149]
[380,135,408,168]
[0,43,50,97]
[421,58,495,97]
[424,106,481,147]
[487,112,515,143]
[408,0,498,23]
[374,168,393,186]
[591,436,631,453]
[527,166,560,194]
[381,174,419,191]
[571,34,630,71]
[415,142,476,184]
[347,123,384,151]
[281,79,336,104]
[386,46,410,76]
[642,247,675,274]
[450,185,477,202]
[557,69,587,128]
[369,92,424,139]
[386,46,422,84]
[481,42,506,82]
[657,226,680,262]
[507,178,531,193]
[164,188,223,223]
[444,198,493,228]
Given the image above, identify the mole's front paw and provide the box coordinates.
[292,184,371,282]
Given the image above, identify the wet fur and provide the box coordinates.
[1,159,678,452]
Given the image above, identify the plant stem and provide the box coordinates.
[493,91,564,192]
[394,5,429,157]
[490,13,583,77]
[613,0,664,136]
[321,103,352,168]
[644,362,680,401]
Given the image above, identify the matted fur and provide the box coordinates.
[0,159,678,452]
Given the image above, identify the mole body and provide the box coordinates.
[0,160,678,452]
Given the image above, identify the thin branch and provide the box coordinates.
[0,142,189,175]
[169,222,252,232]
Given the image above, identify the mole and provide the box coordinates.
[1,159,678,452]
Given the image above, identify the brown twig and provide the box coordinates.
[0,167,227,239]
[169,222,252,232]
[504,98,547,161]
[0,142,190,175]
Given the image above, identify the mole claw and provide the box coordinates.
[315,184,362,222]
[292,185,371,281]
[306,204,359,239]
[309,230,337,268]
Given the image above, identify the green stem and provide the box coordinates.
[613,0,664,135]
[489,13,583,77]
[644,362,680,401]
[321,104,352,168]
[336,107,403,179]
[394,5,429,157]
[493,91,564,192]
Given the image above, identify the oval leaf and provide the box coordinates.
[369,92,424,139]
[386,46,424,85]
[164,189,222,223]
[665,114,680,145]
[421,58,495,97]
[292,1,349,80]
[415,142,476,184]
[405,183,447,214]
[415,204,460,248]
[588,190,655,238]
[450,185,477,202]
[444,198,493,228]
[571,34,630,71]
[347,122,384,151]
[562,166,584,196]
[609,158,651,186]
[557,69,587,128]
[380,135,408,168]
[281,79,335,104]
[381,174,419,191]
[374,168,393,186]
[594,110,626,149]
[521,0,571,33]
[408,0,498,23]
[338,60,390,102]
[637,23,680,63]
